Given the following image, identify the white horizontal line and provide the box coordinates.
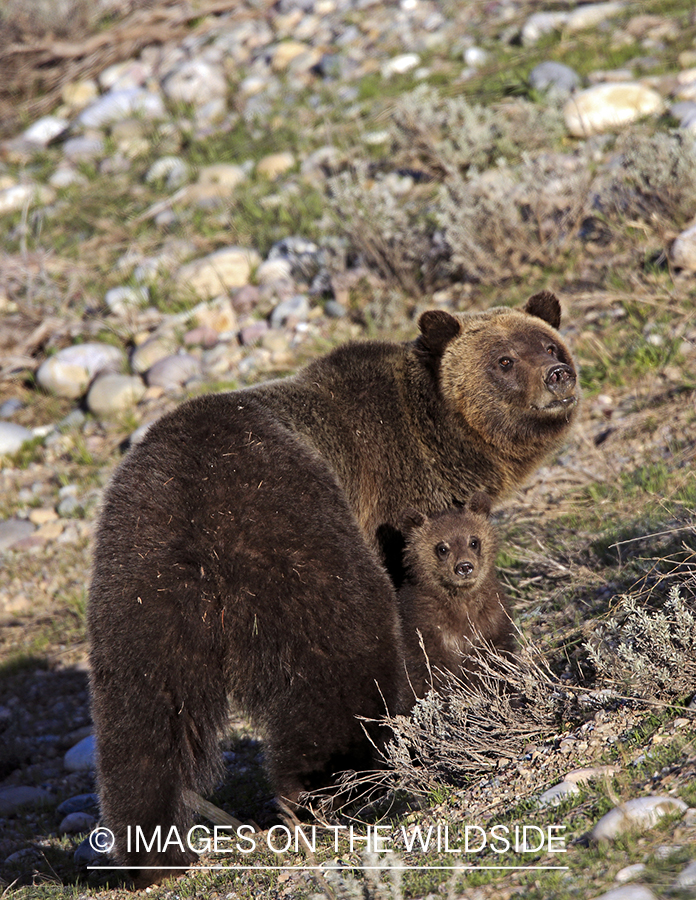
[88,865,570,871]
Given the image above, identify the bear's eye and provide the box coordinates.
[546,344,557,356]
[499,357,513,370]
[469,538,480,551]
[436,543,449,558]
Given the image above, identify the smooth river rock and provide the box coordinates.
[86,374,146,418]
[564,83,664,136]
[176,247,261,299]
[36,343,126,399]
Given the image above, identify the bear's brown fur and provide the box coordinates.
[398,493,515,698]
[88,292,578,886]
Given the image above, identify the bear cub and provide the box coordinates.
[398,492,514,698]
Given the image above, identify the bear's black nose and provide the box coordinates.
[545,364,575,395]
[455,561,474,577]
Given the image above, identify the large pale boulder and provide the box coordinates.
[564,83,664,136]
[176,247,261,299]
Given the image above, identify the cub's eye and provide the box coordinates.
[436,543,449,558]
[469,538,480,551]
[499,357,513,370]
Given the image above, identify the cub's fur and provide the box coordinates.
[88,293,578,886]
[398,493,514,697]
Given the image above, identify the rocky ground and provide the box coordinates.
[0,0,695,897]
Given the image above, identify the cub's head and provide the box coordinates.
[416,292,579,450]
[401,492,496,595]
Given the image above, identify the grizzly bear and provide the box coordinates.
[88,291,577,886]
[398,493,515,698]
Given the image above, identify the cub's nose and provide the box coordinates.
[455,561,474,577]
[545,364,576,396]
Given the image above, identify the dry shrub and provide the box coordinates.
[311,851,404,900]
[327,164,437,293]
[339,567,696,799]
[378,641,566,796]
[0,0,124,42]
[388,87,565,178]
[586,581,696,703]
[438,153,593,283]
[598,130,696,228]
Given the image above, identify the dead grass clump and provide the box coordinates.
[312,851,404,900]
[599,130,696,228]
[388,87,565,178]
[586,581,696,703]
[438,153,592,283]
[378,643,565,796]
[0,0,94,42]
[327,164,437,293]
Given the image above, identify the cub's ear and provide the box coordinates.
[417,310,461,356]
[524,291,561,330]
[400,508,426,533]
[467,492,492,517]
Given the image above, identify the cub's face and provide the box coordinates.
[402,495,496,597]
[425,512,488,592]
[420,292,579,448]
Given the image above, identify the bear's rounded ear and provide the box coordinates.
[400,508,426,533]
[468,492,492,517]
[417,310,461,356]
[524,291,561,330]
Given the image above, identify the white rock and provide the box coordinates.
[522,11,569,45]
[615,863,647,883]
[0,422,34,455]
[145,156,190,188]
[592,795,688,841]
[536,780,581,808]
[59,811,98,835]
[78,88,166,129]
[37,342,126,399]
[61,78,99,110]
[49,166,87,189]
[22,116,69,146]
[105,285,149,316]
[675,859,696,888]
[87,374,146,418]
[522,2,623,44]
[176,247,261,299]
[256,152,296,179]
[63,135,105,161]
[64,734,96,772]
[162,59,228,105]
[98,60,150,92]
[256,258,293,284]
[131,338,176,374]
[195,97,227,125]
[671,221,696,271]
[145,353,202,389]
[567,1,624,32]
[198,163,246,193]
[564,83,664,137]
[191,296,237,334]
[0,184,55,215]
[589,887,657,900]
[464,47,488,67]
[270,294,310,327]
[382,53,420,78]
[565,765,619,784]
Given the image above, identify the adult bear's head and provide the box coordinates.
[416,291,579,450]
